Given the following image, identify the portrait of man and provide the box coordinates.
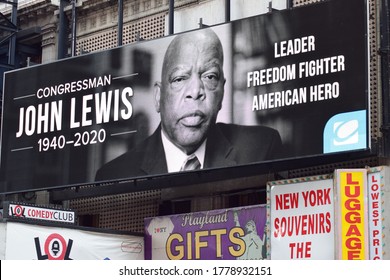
[95,28,283,181]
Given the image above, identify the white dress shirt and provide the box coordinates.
[161,130,206,172]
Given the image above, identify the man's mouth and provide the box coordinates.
[180,112,205,127]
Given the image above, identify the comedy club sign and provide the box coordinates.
[0,0,369,193]
[335,169,368,260]
[144,205,267,260]
[4,202,75,224]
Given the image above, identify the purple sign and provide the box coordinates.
[144,205,267,260]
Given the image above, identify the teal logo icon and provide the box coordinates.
[323,110,367,153]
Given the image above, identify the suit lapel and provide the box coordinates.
[204,124,237,168]
[140,126,168,174]
[140,124,238,173]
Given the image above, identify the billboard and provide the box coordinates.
[2,221,144,260]
[144,205,267,260]
[0,0,369,193]
[268,175,335,259]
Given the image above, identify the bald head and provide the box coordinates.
[162,28,224,81]
[154,28,226,154]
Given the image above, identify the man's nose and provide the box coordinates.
[185,75,205,100]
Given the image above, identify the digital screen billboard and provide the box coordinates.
[0,0,369,193]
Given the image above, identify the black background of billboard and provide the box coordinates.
[231,0,367,156]
[0,0,369,193]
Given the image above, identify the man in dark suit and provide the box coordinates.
[96,28,282,181]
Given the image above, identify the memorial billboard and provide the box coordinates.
[0,0,369,193]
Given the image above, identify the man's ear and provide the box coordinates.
[154,82,162,113]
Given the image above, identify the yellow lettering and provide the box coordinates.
[195,231,209,259]
[187,232,192,259]
[166,233,184,260]
[211,229,227,258]
[228,227,246,257]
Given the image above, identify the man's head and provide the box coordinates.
[154,28,226,155]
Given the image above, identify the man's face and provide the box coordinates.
[156,31,225,154]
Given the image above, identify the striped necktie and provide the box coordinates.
[180,154,201,171]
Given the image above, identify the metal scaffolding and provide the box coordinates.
[0,0,18,69]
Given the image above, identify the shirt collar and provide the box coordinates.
[161,130,206,172]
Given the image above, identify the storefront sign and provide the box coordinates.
[367,168,384,259]
[4,222,144,260]
[4,202,75,224]
[268,176,335,259]
[145,205,266,260]
[336,169,368,260]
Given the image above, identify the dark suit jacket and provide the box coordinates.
[95,123,282,181]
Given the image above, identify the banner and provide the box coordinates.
[335,169,368,260]
[3,222,144,260]
[0,0,369,193]
[268,176,335,259]
[144,205,267,260]
[367,167,384,259]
